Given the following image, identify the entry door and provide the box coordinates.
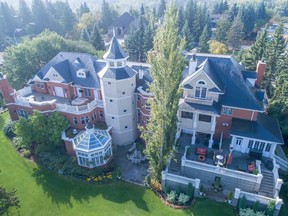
[54,86,64,97]
[234,137,243,151]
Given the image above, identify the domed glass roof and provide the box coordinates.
[73,123,111,152]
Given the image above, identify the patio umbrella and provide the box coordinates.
[227,152,233,165]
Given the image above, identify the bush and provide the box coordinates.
[166,190,177,204]
[176,185,181,196]
[238,195,247,209]
[164,186,170,194]
[253,201,260,212]
[266,201,275,216]
[178,193,190,205]
[239,208,265,216]
[187,183,194,199]
[3,120,15,139]
[227,191,234,201]
[21,149,31,158]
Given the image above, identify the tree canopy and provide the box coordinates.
[0,186,20,215]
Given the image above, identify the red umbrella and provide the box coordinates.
[227,152,233,165]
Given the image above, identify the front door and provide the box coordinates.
[234,137,243,152]
[54,86,64,97]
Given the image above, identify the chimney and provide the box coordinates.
[255,61,266,88]
[188,54,197,75]
[0,73,15,104]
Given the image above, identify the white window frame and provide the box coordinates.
[195,80,207,99]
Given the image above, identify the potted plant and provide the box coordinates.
[227,191,234,204]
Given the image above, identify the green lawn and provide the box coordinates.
[0,113,235,216]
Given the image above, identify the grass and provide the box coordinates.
[0,113,235,216]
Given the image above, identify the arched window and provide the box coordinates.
[195,80,207,99]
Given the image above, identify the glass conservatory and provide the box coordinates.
[72,123,112,168]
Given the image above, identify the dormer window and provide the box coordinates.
[109,62,115,67]
[53,73,58,77]
[117,61,122,67]
[195,80,207,99]
[77,69,87,78]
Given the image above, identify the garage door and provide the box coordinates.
[54,86,64,97]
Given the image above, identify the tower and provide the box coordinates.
[98,37,137,145]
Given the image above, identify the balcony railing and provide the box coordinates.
[56,99,103,114]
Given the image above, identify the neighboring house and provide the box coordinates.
[0,37,285,212]
[210,13,229,28]
[260,23,288,41]
[108,12,138,40]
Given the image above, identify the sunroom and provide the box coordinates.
[72,122,112,168]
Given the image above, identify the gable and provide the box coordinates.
[44,67,65,83]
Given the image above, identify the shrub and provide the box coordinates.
[21,149,31,158]
[3,120,15,139]
[266,201,275,216]
[253,201,260,212]
[164,186,170,194]
[238,195,247,209]
[227,191,234,201]
[187,183,194,199]
[166,190,177,204]
[176,185,181,196]
[178,193,190,205]
[186,147,191,157]
[239,208,265,216]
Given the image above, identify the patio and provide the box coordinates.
[175,133,273,173]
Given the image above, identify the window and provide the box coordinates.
[81,117,85,125]
[260,142,265,151]
[125,126,128,129]
[195,81,207,99]
[181,111,193,119]
[124,109,127,112]
[112,117,115,119]
[137,95,141,101]
[117,61,122,67]
[77,71,86,78]
[236,137,243,145]
[16,109,28,118]
[248,140,253,148]
[198,114,211,122]
[145,102,151,110]
[108,82,111,85]
[254,141,260,149]
[84,88,91,97]
[73,117,78,125]
[109,62,114,67]
[85,116,89,123]
[36,82,44,89]
[99,111,104,118]
[91,112,96,121]
[110,99,113,102]
[222,107,233,115]
[53,73,58,77]
[265,143,272,152]
[122,92,125,95]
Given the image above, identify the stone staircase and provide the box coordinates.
[168,151,183,175]
[259,170,274,197]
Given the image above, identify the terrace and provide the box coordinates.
[13,86,103,113]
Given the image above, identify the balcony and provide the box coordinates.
[184,94,213,106]
[14,87,103,114]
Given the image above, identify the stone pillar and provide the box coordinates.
[232,188,241,207]
[208,133,214,148]
[194,178,201,197]
[274,199,283,216]
[255,174,263,191]
[275,179,283,191]
[181,155,186,174]
[191,130,196,145]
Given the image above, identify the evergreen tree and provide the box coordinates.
[78,2,90,17]
[157,0,166,19]
[140,3,145,15]
[80,28,90,42]
[90,24,105,51]
[177,6,185,35]
[181,20,193,49]
[239,4,255,36]
[227,14,244,50]
[214,18,230,43]
[185,0,196,35]
[18,0,32,28]
[228,3,238,22]
[0,2,16,36]
[256,1,266,20]
[100,0,117,33]
[199,25,210,53]
[264,22,286,97]
[32,0,51,34]
[144,23,154,56]
[243,26,268,70]
[142,4,185,181]
[0,186,20,215]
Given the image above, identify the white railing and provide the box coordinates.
[162,171,198,188]
[234,188,283,210]
[15,86,32,97]
[275,155,288,171]
[56,99,101,114]
[182,158,262,183]
[272,157,284,199]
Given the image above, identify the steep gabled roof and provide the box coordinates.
[103,36,128,60]
[111,12,135,28]
[34,52,106,89]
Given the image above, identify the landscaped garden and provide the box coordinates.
[0,112,238,215]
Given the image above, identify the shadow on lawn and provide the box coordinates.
[31,167,150,212]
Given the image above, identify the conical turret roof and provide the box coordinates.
[103,36,128,60]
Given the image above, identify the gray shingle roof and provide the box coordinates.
[100,65,136,80]
[230,113,284,143]
[111,12,135,29]
[103,37,128,60]
[132,65,151,91]
[179,99,221,115]
[34,52,106,89]
[187,55,263,111]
